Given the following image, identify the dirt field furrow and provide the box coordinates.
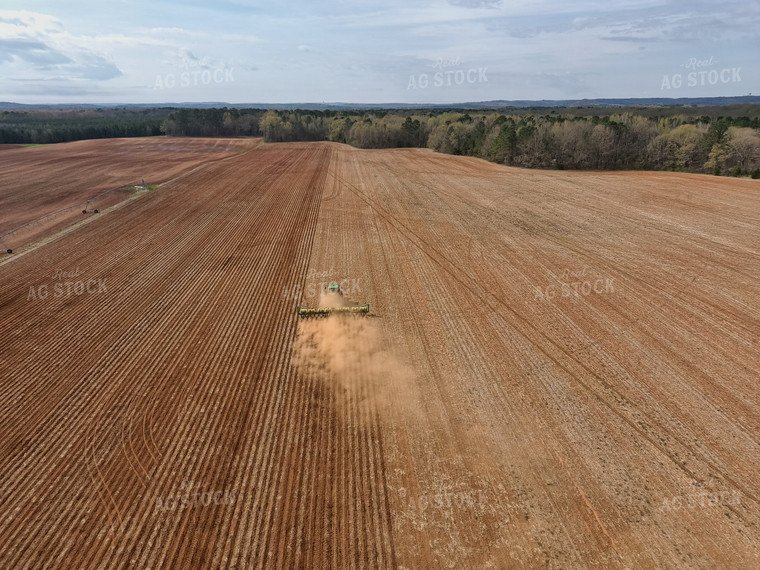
[1,139,759,568]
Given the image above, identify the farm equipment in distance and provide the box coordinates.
[296,283,370,317]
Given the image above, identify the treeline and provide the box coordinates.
[302,110,759,176]
[163,107,760,177]
[0,108,169,144]
[160,108,265,138]
[425,112,760,176]
[160,107,438,146]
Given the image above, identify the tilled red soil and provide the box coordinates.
[0,138,257,250]
[0,140,758,568]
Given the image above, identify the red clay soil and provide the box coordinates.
[0,140,758,568]
[0,137,258,250]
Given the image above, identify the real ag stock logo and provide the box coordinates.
[154,479,235,514]
[407,56,488,90]
[533,267,614,302]
[26,268,107,301]
[154,51,235,90]
[398,483,492,519]
[661,56,741,90]
[660,489,741,513]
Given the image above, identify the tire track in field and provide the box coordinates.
[451,170,760,484]
[350,151,541,564]
[2,171,255,564]
[171,146,323,569]
[0,150,269,452]
[0,145,285,456]
[206,147,319,568]
[131,143,348,568]
[111,146,316,568]
[251,150,331,568]
[0,148,290,564]
[150,149,312,568]
[72,143,310,564]
[381,153,760,352]
[328,154,760,567]
[284,148,397,568]
[327,163,760,509]
[0,143,330,568]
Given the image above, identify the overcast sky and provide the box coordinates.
[1,0,757,104]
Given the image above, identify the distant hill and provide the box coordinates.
[456,96,760,109]
[2,95,760,112]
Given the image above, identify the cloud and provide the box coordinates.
[0,38,72,66]
[0,10,122,81]
[0,10,63,33]
[0,2,755,104]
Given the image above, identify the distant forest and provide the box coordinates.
[3,105,760,177]
[0,108,167,144]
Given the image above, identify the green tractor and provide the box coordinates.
[296,283,369,317]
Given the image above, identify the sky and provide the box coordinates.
[0,0,758,104]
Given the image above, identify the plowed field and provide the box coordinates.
[0,138,256,250]
[1,139,759,568]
